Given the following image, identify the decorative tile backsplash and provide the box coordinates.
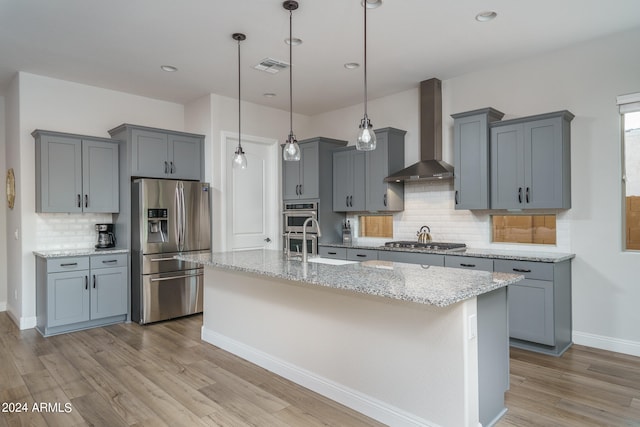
[36,213,113,250]
[349,180,571,252]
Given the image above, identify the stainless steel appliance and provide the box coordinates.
[95,223,116,249]
[285,232,317,257]
[131,179,211,324]
[384,241,466,251]
[283,201,318,233]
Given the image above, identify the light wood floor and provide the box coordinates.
[1,313,639,427]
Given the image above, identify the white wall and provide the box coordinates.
[185,94,310,251]
[308,28,640,356]
[8,72,185,328]
[0,95,7,311]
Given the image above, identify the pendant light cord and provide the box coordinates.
[289,8,294,139]
[237,37,242,151]
[363,2,368,118]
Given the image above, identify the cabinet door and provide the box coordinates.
[38,135,83,213]
[90,267,128,320]
[333,150,352,210]
[299,142,319,199]
[378,251,445,266]
[350,151,366,211]
[524,117,564,208]
[455,114,490,209]
[282,156,302,200]
[346,248,378,261]
[491,124,525,209]
[48,271,90,327]
[131,129,169,178]
[508,279,555,345]
[366,133,389,211]
[169,134,202,180]
[82,139,119,213]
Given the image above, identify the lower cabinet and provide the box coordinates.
[378,250,445,266]
[36,254,128,336]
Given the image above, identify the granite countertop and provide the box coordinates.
[319,242,574,263]
[33,248,129,258]
[176,250,523,307]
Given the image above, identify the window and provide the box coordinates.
[619,93,640,250]
[492,214,557,245]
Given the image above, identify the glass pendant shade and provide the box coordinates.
[233,146,247,169]
[356,116,377,151]
[283,134,301,161]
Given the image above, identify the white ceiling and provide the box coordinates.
[1,0,639,116]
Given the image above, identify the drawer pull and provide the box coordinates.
[93,274,96,288]
[460,263,476,268]
[356,254,367,258]
[513,268,532,273]
[150,273,203,282]
[102,260,118,264]
[328,251,337,255]
[60,262,78,267]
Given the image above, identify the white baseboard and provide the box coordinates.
[5,308,37,330]
[573,331,640,357]
[0,301,6,312]
[201,327,438,427]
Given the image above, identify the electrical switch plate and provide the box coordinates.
[468,314,477,340]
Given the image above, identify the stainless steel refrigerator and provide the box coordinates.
[131,179,211,324]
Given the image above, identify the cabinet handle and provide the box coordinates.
[84,194,88,208]
[346,196,349,207]
[455,190,459,205]
[102,260,118,264]
[77,194,81,208]
[85,276,88,290]
[383,193,387,207]
[170,161,175,174]
[164,161,169,174]
[518,187,523,203]
[93,274,96,288]
[349,195,353,207]
[328,251,337,255]
[460,263,476,268]
[60,262,78,267]
[526,187,530,203]
[356,254,367,258]
[513,268,532,273]
[299,184,303,195]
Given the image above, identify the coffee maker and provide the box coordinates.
[95,224,116,249]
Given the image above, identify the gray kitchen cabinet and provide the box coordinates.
[346,248,378,261]
[452,108,504,210]
[491,111,574,209]
[333,148,366,211]
[34,130,119,213]
[319,246,347,259]
[366,128,406,212]
[36,253,128,336]
[445,255,494,271]
[378,250,445,266]
[109,124,204,181]
[283,137,347,201]
[494,258,572,356]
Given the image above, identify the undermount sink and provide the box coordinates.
[307,257,358,266]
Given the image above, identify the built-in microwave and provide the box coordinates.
[283,232,317,257]
[283,202,318,233]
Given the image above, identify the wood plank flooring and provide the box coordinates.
[1,312,639,427]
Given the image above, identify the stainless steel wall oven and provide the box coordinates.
[283,201,319,256]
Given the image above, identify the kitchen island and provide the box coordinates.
[177,250,523,427]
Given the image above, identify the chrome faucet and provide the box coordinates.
[302,217,321,263]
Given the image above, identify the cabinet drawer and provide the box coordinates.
[90,254,128,269]
[46,257,89,273]
[346,248,379,261]
[378,251,445,266]
[445,255,493,272]
[319,247,347,259]
[494,259,553,281]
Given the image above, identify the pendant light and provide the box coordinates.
[232,32,248,169]
[356,0,377,151]
[282,0,301,162]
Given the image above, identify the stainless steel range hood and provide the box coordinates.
[384,78,454,182]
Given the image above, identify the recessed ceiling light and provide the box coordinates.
[475,11,497,22]
[263,93,277,98]
[344,62,360,69]
[160,65,178,72]
[361,0,383,9]
[285,38,303,46]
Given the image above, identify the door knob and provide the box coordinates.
[264,237,271,243]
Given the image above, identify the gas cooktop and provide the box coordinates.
[384,241,467,251]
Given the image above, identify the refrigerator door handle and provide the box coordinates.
[177,181,186,252]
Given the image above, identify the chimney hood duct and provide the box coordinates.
[384,78,454,182]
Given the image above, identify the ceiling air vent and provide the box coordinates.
[254,58,290,74]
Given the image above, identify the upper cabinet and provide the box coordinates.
[452,108,504,210]
[491,111,574,209]
[282,137,347,201]
[34,130,119,213]
[108,124,204,181]
[366,128,406,212]
[333,127,406,213]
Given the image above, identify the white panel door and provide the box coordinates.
[225,135,278,251]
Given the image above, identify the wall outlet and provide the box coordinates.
[14,228,19,240]
[14,289,18,300]
[468,314,477,340]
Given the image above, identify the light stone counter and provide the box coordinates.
[176,249,522,307]
[33,248,129,258]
